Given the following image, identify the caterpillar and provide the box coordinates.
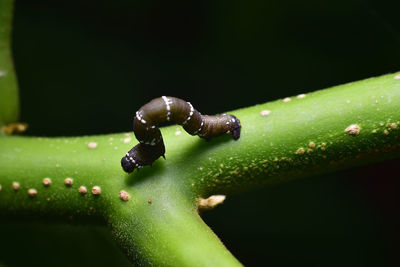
[121,96,241,173]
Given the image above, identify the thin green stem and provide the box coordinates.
[0,0,19,127]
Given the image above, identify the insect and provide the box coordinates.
[121,96,241,173]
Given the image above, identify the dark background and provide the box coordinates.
[1,0,400,266]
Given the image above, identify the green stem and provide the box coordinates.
[1,73,400,265]
[0,134,241,266]
[0,0,19,126]
[192,72,400,195]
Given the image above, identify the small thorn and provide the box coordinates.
[162,155,166,160]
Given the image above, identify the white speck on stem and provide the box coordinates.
[283,97,291,103]
[297,94,306,99]
[79,186,87,195]
[296,148,305,155]
[175,130,182,136]
[92,186,101,195]
[28,188,37,197]
[43,178,52,187]
[198,195,226,211]
[260,110,271,116]
[13,182,20,191]
[119,190,130,201]
[394,74,400,80]
[345,124,361,135]
[88,142,98,149]
[64,178,73,186]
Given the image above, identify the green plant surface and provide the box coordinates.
[0,0,19,127]
[1,72,400,266]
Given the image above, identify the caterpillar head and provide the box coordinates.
[121,142,165,173]
[121,153,141,173]
[230,115,241,140]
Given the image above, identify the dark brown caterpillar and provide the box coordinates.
[121,96,241,173]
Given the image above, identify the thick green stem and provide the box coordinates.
[0,0,19,126]
[1,73,400,265]
[191,72,400,195]
[0,134,241,266]
[110,197,240,266]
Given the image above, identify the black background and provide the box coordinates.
[1,0,400,266]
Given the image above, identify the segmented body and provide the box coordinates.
[121,96,241,173]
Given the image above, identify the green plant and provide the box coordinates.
[1,0,400,266]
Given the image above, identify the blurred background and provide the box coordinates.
[1,0,400,266]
